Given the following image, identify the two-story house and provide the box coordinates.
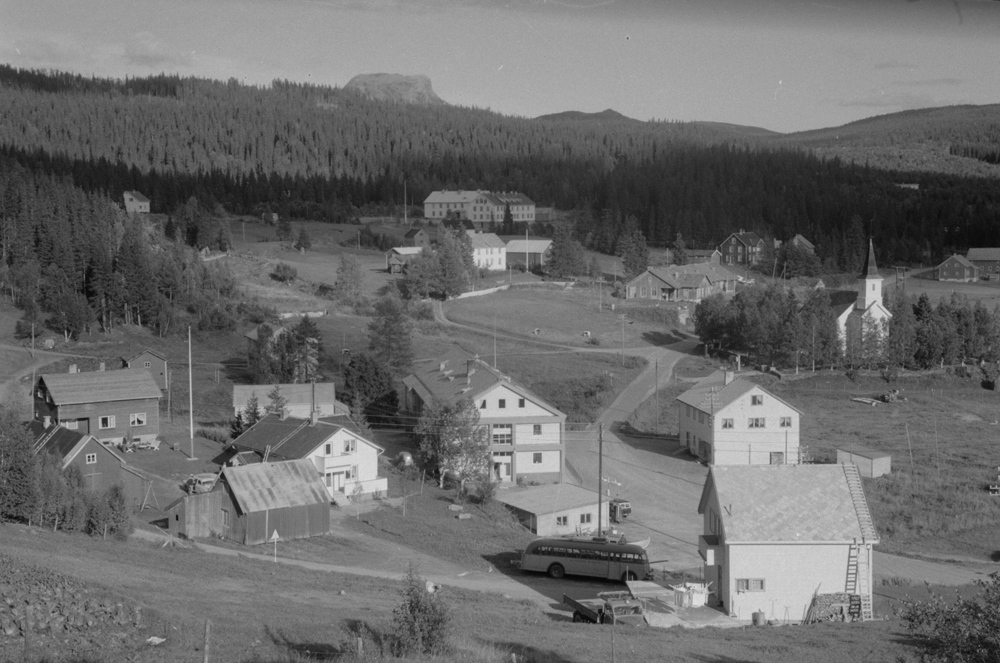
[232,383,349,419]
[677,370,801,465]
[402,349,566,484]
[470,232,507,270]
[719,231,764,267]
[227,412,387,503]
[123,190,150,213]
[34,368,162,445]
[698,464,879,622]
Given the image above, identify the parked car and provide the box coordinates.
[185,473,219,494]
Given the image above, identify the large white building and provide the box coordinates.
[832,240,892,355]
[423,190,535,225]
[402,349,566,484]
[677,370,802,465]
[698,464,878,623]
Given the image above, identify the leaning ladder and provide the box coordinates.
[844,463,876,622]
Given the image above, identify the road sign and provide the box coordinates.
[270,529,280,562]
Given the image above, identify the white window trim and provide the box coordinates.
[344,438,357,454]
[85,453,97,465]
[99,415,116,430]
[130,413,147,427]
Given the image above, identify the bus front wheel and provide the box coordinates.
[622,571,637,583]
[548,564,565,579]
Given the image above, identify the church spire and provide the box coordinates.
[859,239,879,279]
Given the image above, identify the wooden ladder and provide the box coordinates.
[855,544,874,621]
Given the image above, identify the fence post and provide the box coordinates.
[203,619,211,663]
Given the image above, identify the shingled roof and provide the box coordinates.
[24,421,125,466]
[40,369,162,406]
[699,464,879,544]
[221,459,330,514]
[230,413,377,460]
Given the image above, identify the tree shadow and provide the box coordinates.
[642,330,683,346]
[221,355,251,384]
[266,625,345,661]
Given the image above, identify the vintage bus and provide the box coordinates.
[518,537,652,583]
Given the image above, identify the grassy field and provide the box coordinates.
[763,370,1000,561]
[627,354,722,435]
[0,523,941,663]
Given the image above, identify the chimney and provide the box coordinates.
[310,410,319,426]
[43,416,51,428]
[724,371,735,386]
[99,362,105,371]
[279,407,288,421]
[467,359,476,383]
[68,364,77,374]
[439,361,447,373]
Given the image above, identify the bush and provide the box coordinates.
[586,336,601,346]
[196,427,230,444]
[899,572,1000,662]
[407,301,434,320]
[391,564,451,657]
[272,262,297,283]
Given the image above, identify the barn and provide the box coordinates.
[165,460,330,544]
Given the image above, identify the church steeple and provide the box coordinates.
[857,239,882,310]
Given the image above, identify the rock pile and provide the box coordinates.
[0,554,140,639]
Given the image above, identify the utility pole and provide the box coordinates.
[493,314,497,369]
[597,423,603,536]
[655,359,659,431]
[618,314,627,366]
[188,326,197,461]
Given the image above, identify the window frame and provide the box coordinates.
[532,452,542,464]
[580,513,592,524]
[130,412,147,427]
[751,394,763,406]
[491,424,513,445]
[780,416,792,428]
[85,453,97,465]
[748,418,765,429]
[556,516,568,526]
[344,438,357,454]
[98,415,115,430]
[533,424,542,435]
[498,399,506,409]
[721,418,734,429]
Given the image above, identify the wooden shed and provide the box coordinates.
[837,448,891,479]
[165,490,225,539]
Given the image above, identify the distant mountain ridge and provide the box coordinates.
[344,73,446,106]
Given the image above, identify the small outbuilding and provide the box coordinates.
[495,483,608,536]
[837,448,891,478]
[121,349,169,391]
[165,459,331,544]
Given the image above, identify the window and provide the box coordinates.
[480,400,486,409]
[222,509,230,527]
[64,420,78,430]
[99,416,115,430]
[709,509,721,534]
[556,516,568,526]
[144,361,151,368]
[737,578,765,592]
[748,418,765,428]
[492,424,512,445]
[85,453,97,464]
[721,418,734,429]
[130,413,146,427]
[580,513,592,524]
[751,395,763,406]
[344,439,357,454]
[518,398,525,408]
[780,417,792,428]
[698,412,705,424]
[498,399,506,409]
[533,452,542,464]
[533,424,542,435]
[325,443,332,455]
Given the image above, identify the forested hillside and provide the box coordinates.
[3,67,1000,269]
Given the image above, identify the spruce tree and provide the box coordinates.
[367,289,413,371]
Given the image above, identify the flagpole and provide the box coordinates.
[188,325,197,461]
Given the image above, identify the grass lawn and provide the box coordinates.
[628,354,722,435]
[0,523,940,663]
[444,286,687,349]
[765,370,1000,561]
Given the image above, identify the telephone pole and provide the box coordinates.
[597,423,604,536]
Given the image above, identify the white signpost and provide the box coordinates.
[270,529,280,562]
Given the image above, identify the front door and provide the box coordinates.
[493,461,511,481]
[326,471,346,493]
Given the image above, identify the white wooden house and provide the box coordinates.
[698,464,879,623]
[227,413,387,503]
[403,349,565,484]
[677,370,802,465]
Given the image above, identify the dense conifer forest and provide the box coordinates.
[2,66,1000,274]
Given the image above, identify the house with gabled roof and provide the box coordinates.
[423,190,482,220]
[402,348,566,484]
[698,464,879,623]
[719,230,764,267]
[123,190,150,214]
[503,237,553,271]
[33,368,162,445]
[624,267,712,302]
[788,234,815,254]
[470,232,506,270]
[385,246,423,273]
[227,412,386,503]
[404,228,431,249]
[121,349,168,391]
[232,383,348,419]
[685,249,722,265]
[165,459,331,545]
[966,247,1000,277]
[936,254,979,282]
[677,370,802,465]
[25,420,127,492]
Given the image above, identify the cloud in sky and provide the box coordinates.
[123,33,195,70]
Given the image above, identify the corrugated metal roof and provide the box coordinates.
[702,465,878,544]
[504,238,552,254]
[967,248,1000,262]
[496,483,601,516]
[232,383,338,410]
[222,459,330,513]
[41,369,162,406]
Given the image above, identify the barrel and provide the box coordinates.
[752,610,766,626]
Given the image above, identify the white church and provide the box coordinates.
[832,240,892,357]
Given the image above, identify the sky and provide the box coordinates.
[2,0,999,133]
